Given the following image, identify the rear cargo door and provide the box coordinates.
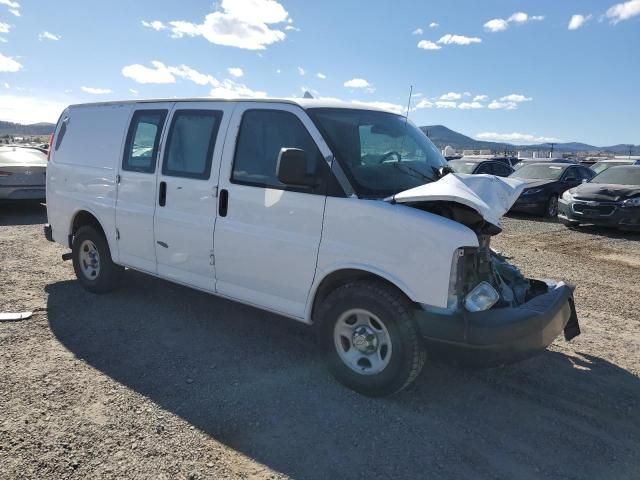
[153,102,233,291]
[115,103,172,273]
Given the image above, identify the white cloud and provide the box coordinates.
[473,94,488,102]
[440,92,462,101]
[0,94,67,124]
[436,101,457,109]
[3,82,9,88]
[351,100,404,115]
[458,101,484,109]
[0,52,21,72]
[429,22,439,28]
[437,34,482,45]
[414,99,434,109]
[276,68,281,73]
[142,20,166,31]
[81,86,112,95]
[227,67,244,78]
[39,31,61,41]
[412,28,423,35]
[344,78,372,88]
[499,93,532,102]
[129,88,139,95]
[475,132,560,144]
[156,0,292,50]
[417,39,441,50]
[488,101,518,110]
[0,37,6,43]
[297,66,305,76]
[210,79,267,98]
[484,19,508,32]
[484,12,544,33]
[0,22,10,34]
[122,61,220,86]
[568,14,592,30]
[316,72,326,79]
[284,25,299,31]
[606,0,640,24]
[0,0,20,16]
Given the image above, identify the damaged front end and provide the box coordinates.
[394,174,581,365]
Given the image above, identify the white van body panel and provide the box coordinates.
[153,101,235,291]
[213,102,334,319]
[47,104,133,254]
[311,198,479,315]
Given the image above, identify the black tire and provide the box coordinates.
[72,225,123,294]
[545,195,559,218]
[316,281,426,397]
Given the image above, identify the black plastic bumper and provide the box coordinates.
[414,282,579,367]
[558,202,640,230]
[44,224,54,242]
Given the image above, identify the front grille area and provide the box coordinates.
[572,202,616,216]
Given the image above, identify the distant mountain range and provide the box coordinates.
[0,119,635,154]
[420,125,637,154]
[0,120,55,137]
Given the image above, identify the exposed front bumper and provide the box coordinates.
[510,195,546,215]
[558,199,640,230]
[414,281,579,366]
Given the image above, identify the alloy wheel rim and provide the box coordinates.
[333,308,392,375]
[79,239,100,280]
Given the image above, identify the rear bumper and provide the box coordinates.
[44,224,54,242]
[558,200,640,230]
[414,281,579,366]
[0,185,46,200]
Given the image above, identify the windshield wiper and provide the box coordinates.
[392,162,437,183]
[431,165,454,179]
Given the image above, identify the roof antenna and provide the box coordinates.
[404,85,413,125]
[303,90,314,99]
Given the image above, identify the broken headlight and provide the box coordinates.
[464,281,500,312]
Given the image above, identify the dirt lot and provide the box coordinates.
[1,202,639,480]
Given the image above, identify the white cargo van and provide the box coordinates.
[44,98,580,396]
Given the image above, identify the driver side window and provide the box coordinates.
[563,167,579,181]
[359,125,425,165]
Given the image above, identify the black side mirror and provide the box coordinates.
[277,148,318,188]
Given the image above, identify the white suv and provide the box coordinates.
[44,98,580,396]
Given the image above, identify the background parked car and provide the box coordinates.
[509,163,595,217]
[590,159,640,175]
[558,165,640,231]
[0,146,47,201]
[448,158,514,177]
[513,158,576,171]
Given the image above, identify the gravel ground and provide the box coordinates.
[1,203,639,480]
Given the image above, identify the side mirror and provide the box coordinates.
[582,179,589,184]
[277,148,318,188]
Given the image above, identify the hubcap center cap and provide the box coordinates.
[352,325,378,354]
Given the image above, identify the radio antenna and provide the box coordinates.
[404,85,413,125]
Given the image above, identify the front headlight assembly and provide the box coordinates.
[622,197,640,208]
[464,281,500,312]
[561,190,574,202]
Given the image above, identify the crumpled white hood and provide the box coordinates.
[390,173,527,228]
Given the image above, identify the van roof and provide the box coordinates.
[67,97,397,114]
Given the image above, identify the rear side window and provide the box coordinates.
[231,109,325,191]
[162,110,222,179]
[122,110,167,173]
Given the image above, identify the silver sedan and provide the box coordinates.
[0,146,47,201]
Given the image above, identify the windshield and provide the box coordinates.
[591,167,640,186]
[511,164,565,180]
[448,160,478,174]
[308,108,447,197]
[591,161,630,175]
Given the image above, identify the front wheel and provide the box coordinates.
[72,226,123,293]
[317,281,426,397]
[546,195,559,218]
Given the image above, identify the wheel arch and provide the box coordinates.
[68,209,109,249]
[307,267,417,324]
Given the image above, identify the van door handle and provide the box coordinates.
[159,181,167,206]
[219,189,228,217]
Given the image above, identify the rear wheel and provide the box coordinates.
[317,281,426,397]
[72,226,123,293]
[546,195,559,218]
